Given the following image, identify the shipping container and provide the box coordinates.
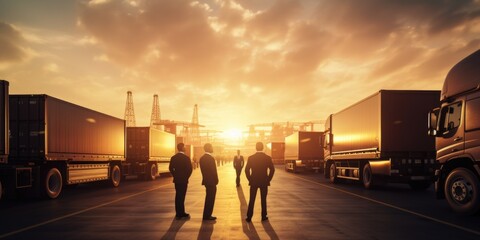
[284,132,324,173]
[0,80,8,200]
[269,142,284,164]
[0,81,8,164]
[324,90,440,189]
[125,127,175,179]
[1,93,125,199]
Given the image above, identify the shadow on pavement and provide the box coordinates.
[237,185,261,240]
[197,220,216,240]
[160,217,189,240]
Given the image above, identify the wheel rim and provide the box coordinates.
[450,177,472,204]
[363,166,371,185]
[46,169,62,198]
[112,166,120,186]
[330,164,335,181]
[150,164,157,179]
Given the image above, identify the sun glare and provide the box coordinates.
[221,128,243,145]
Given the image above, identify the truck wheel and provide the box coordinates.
[362,164,373,189]
[44,168,63,199]
[329,163,337,183]
[292,162,297,173]
[409,180,431,190]
[444,168,480,215]
[146,163,157,181]
[110,165,121,187]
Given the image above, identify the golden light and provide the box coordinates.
[221,128,243,145]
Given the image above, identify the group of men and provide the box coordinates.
[168,142,275,222]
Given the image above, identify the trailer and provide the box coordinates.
[124,127,175,180]
[285,131,324,173]
[268,142,285,165]
[0,87,125,199]
[324,90,439,189]
[0,81,8,200]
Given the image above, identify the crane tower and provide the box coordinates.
[124,91,136,127]
[150,94,161,129]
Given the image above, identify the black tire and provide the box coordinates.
[44,168,62,199]
[444,168,480,215]
[409,180,431,190]
[329,163,337,183]
[146,163,157,181]
[362,163,373,189]
[110,164,121,187]
[292,162,297,173]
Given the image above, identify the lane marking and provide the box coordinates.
[0,183,171,239]
[287,173,480,236]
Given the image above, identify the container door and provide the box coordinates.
[436,100,465,162]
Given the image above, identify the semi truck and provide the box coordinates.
[0,80,125,199]
[124,127,175,180]
[284,131,324,173]
[324,90,440,189]
[428,49,480,214]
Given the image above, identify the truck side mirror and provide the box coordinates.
[427,109,439,136]
[323,133,333,148]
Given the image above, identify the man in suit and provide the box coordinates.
[169,143,193,220]
[245,142,275,222]
[233,149,245,187]
[199,143,218,221]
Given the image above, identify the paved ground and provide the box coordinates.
[0,162,479,240]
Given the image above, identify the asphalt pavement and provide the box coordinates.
[0,162,479,240]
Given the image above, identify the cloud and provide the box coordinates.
[6,0,480,130]
[0,22,29,64]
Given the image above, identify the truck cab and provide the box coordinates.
[428,49,480,214]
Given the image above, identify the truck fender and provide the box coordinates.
[368,160,391,175]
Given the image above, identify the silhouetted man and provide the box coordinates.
[199,143,218,221]
[169,143,193,220]
[245,142,275,222]
[233,150,245,187]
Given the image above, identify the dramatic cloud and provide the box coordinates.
[0,22,29,65]
[1,0,480,132]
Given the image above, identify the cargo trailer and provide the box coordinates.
[324,90,440,189]
[124,127,175,180]
[0,85,125,199]
[268,142,285,165]
[284,132,324,173]
[0,81,8,200]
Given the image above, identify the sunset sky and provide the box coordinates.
[1,0,479,133]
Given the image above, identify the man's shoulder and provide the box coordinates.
[250,152,270,158]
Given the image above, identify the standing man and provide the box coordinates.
[199,143,218,221]
[169,143,193,220]
[245,142,275,222]
[233,150,245,187]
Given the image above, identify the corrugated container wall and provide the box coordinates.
[9,95,125,163]
[0,81,8,163]
[126,127,175,163]
[285,132,324,160]
[331,90,440,155]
